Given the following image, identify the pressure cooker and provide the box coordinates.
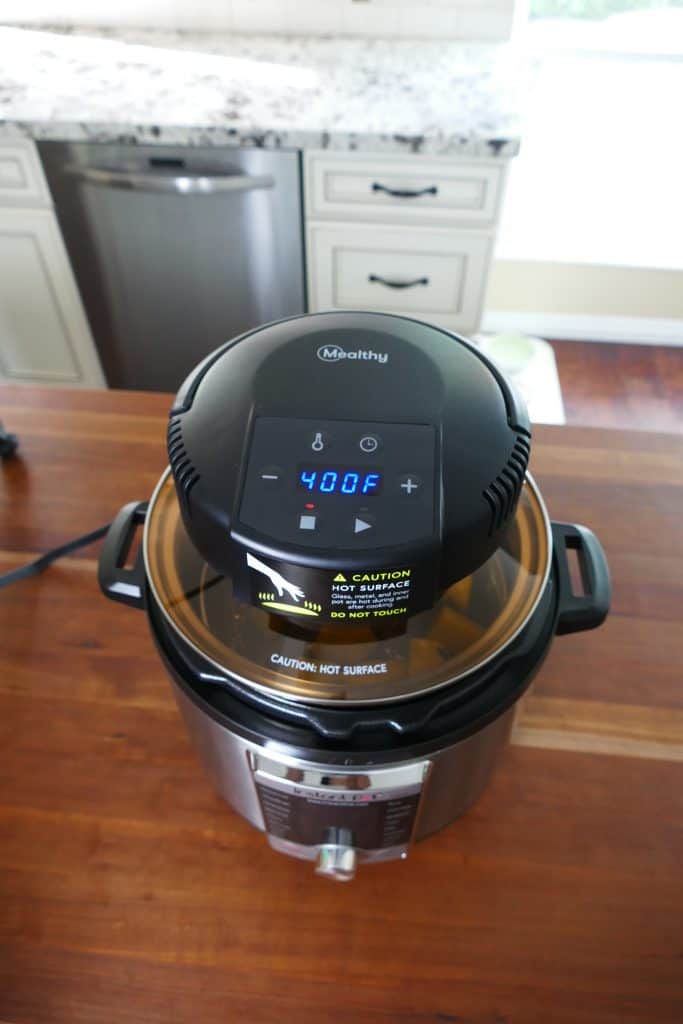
[99,311,610,880]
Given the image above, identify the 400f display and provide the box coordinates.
[298,465,382,496]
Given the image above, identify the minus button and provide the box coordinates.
[259,466,284,487]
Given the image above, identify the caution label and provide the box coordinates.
[329,568,412,621]
[244,551,417,622]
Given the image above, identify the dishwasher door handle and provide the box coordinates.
[67,165,275,195]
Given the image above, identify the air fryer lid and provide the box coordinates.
[144,470,551,705]
[167,312,531,625]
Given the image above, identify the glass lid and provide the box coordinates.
[144,470,551,706]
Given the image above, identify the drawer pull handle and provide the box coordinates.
[372,182,438,199]
[368,274,429,290]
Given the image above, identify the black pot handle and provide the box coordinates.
[552,521,611,635]
[98,501,148,609]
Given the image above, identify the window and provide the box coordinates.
[496,0,683,269]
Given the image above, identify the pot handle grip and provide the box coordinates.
[552,522,611,635]
[98,501,148,609]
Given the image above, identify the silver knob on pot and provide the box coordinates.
[315,828,357,882]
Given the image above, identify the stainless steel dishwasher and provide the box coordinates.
[39,142,306,392]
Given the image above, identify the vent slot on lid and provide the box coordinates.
[482,432,531,537]
[167,416,200,507]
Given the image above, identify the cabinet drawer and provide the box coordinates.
[305,151,504,227]
[307,223,492,331]
[0,140,52,208]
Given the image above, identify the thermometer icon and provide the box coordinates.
[311,432,325,452]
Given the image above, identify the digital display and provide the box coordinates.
[298,465,382,496]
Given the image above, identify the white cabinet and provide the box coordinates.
[307,223,491,331]
[0,138,52,209]
[0,141,105,387]
[305,150,508,334]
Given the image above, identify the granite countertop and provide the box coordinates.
[0,25,521,156]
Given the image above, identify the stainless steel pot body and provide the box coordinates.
[171,675,516,867]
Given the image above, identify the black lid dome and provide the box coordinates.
[167,312,531,625]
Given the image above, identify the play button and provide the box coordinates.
[353,516,374,534]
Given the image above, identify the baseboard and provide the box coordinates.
[481,312,683,347]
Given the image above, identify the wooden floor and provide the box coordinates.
[550,340,683,433]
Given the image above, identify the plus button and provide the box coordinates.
[400,476,420,495]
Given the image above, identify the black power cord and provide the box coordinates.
[0,421,18,459]
[0,523,111,590]
[1,418,110,589]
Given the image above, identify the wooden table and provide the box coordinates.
[1,385,681,1024]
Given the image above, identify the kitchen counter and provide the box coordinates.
[1,384,682,1023]
[0,25,521,156]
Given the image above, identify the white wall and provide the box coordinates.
[484,260,683,344]
[0,0,515,40]
[487,262,683,321]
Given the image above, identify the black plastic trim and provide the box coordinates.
[145,567,558,763]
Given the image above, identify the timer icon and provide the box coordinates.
[359,435,381,454]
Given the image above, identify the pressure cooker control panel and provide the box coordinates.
[238,417,436,551]
[251,754,431,879]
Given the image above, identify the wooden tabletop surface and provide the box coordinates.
[1,385,682,1024]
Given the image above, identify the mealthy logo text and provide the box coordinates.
[316,344,389,365]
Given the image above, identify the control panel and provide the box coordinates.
[251,753,432,877]
[238,417,436,551]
